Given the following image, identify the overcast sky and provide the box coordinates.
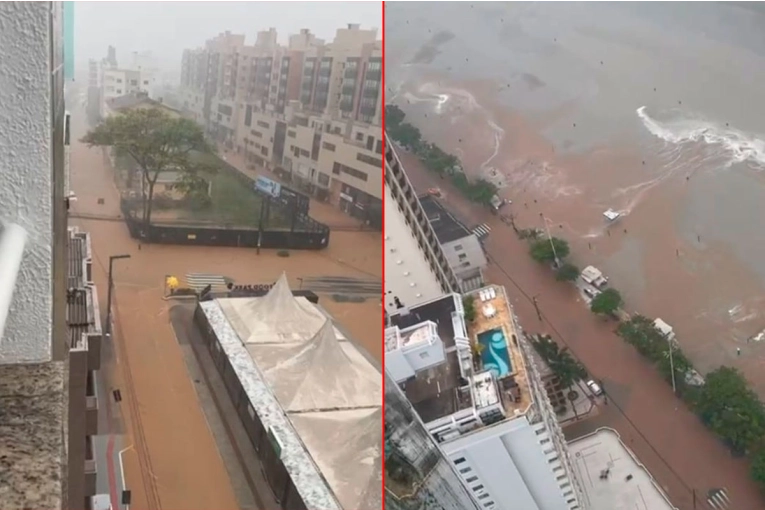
[74,1,381,73]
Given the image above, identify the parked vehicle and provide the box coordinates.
[586,379,603,396]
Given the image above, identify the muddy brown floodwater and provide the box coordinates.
[69,109,381,509]
[397,147,765,509]
[395,72,765,386]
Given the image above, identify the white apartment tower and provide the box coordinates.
[384,133,460,315]
[385,288,585,510]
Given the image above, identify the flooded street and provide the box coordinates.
[386,2,765,396]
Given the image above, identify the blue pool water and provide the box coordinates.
[477,328,512,378]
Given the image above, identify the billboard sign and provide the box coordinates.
[254,176,281,198]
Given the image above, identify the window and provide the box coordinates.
[318,173,330,186]
[458,467,471,474]
[288,130,296,138]
[247,404,255,420]
[332,162,368,182]
[116,78,123,83]
[540,438,551,445]
[357,153,382,168]
[355,132,364,141]
[458,253,467,261]
[454,244,463,251]
[299,149,310,158]
[375,139,383,154]
[322,142,336,152]
[130,79,138,86]
[257,120,269,129]
[116,90,122,94]
[143,80,149,85]
[472,485,484,491]
[477,494,490,500]
[453,457,466,464]
[483,502,494,508]
[419,351,429,359]
[250,130,262,138]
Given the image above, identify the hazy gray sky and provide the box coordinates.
[74,1,381,72]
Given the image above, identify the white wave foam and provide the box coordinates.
[637,106,765,169]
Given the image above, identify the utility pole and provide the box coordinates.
[532,295,542,322]
[105,254,131,339]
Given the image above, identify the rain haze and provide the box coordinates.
[74,1,381,74]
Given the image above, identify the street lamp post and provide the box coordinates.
[665,334,677,394]
[540,213,560,268]
[105,254,131,339]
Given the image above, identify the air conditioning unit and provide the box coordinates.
[0,222,28,340]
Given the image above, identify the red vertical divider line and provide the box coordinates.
[380,0,387,508]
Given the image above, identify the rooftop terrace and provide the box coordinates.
[568,428,677,510]
[464,284,532,418]
[388,286,533,435]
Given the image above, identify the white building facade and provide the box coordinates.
[386,288,585,510]
[384,135,459,315]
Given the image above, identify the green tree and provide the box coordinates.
[530,335,587,392]
[590,288,623,315]
[529,237,570,264]
[82,108,217,228]
[556,262,580,282]
[695,366,765,454]
[388,122,422,150]
[750,448,765,488]
[462,295,477,322]
[617,315,667,360]
[385,104,406,127]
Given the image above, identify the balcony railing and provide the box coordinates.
[84,435,97,496]
[85,370,99,436]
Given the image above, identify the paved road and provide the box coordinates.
[70,110,242,510]
[398,150,764,510]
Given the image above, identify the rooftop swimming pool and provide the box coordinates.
[477,328,512,378]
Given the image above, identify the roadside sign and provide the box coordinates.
[254,176,281,198]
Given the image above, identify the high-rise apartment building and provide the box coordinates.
[386,288,584,510]
[385,370,482,510]
[0,3,105,509]
[384,133,460,315]
[178,24,384,224]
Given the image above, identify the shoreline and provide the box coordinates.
[392,72,765,394]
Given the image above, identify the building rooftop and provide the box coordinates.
[388,295,474,423]
[388,286,533,436]
[568,428,677,510]
[0,361,66,510]
[464,284,532,418]
[418,194,472,244]
[200,273,382,510]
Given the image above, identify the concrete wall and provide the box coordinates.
[0,1,64,362]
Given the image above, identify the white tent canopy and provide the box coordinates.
[218,272,327,343]
[251,320,382,412]
[290,408,382,510]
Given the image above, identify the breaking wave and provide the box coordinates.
[637,106,765,169]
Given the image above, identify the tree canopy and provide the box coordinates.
[750,448,765,488]
[82,108,217,226]
[556,262,580,282]
[590,288,623,315]
[694,366,765,454]
[530,335,587,389]
[529,237,570,263]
